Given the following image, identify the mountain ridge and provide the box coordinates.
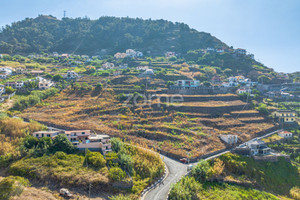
[0,15,228,55]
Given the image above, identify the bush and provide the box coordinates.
[108,167,126,181]
[191,160,211,182]
[290,186,300,200]
[0,176,30,200]
[86,150,106,169]
[111,138,124,153]
[49,134,75,154]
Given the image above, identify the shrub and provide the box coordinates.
[54,151,67,160]
[49,134,75,154]
[108,167,126,181]
[86,150,106,169]
[0,176,30,200]
[169,176,202,200]
[191,160,211,182]
[290,187,300,200]
[119,153,134,176]
[111,138,124,153]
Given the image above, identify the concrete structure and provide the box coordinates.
[75,134,112,154]
[66,71,79,79]
[33,130,63,139]
[32,128,112,154]
[278,130,293,138]
[219,134,238,145]
[235,48,247,55]
[235,139,271,156]
[15,67,26,74]
[65,130,91,142]
[38,77,54,90]
[5,81,24,89]
[102,62,115,69]
[114,52,127,59]
[165,52,176,57]
[272,110,297,123]
[237,87,252,94]
[174,80,200,89]
[126,49,137,58]
[138,69,154,78]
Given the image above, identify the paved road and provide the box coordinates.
[143,128,282,200]
[144,155,187,200]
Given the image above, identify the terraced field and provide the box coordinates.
[19,89,275,159]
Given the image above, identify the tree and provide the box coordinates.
[223,68,233,76]
[166,81,174,88]
[111,138,124,153]
[257,103,269,115]
[0,176,30,200]
[258,75,271,84]
[86,150,106,169]
[49,134,75,154]
[52,74,63,82]
[191,160,211,182]
[23,135,38,149]
[108,167,126,181]
[5,86,16,94]
[202,81,212,87]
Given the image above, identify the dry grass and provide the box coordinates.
[19,89,274,158]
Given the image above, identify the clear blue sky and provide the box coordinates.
[1,0,299,73]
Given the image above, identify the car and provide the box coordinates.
[59,188,72,198]
[179,158,188,163]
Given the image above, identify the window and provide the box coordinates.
[36,134,39,137]
[82,132,85,135]
[41,133,44,137]
[47,134,50,137]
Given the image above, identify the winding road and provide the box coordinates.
[143,128,282,200]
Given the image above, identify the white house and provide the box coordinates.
[219,135,238,145]
[0,73,8,79]
[206,47,215,52]
[165,52,176,57]
[278,131,293,138]
[114,52,127,59]
[5,81,24,89]
[66,71,79,79]
[235,48,247,55]
[33,130,63,139]
[126,49,137,58]
[36,77,53,90]
[0,67,13,75]
[102,62,115,69]
[237,88,252,94]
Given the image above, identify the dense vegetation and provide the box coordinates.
[169,153,300,199]
[0,15,227,55]
[0,176,30,200]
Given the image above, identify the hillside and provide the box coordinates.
[0,15,227,55]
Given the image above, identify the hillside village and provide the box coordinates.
[0,16,299,200]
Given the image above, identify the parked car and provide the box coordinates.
[180,158,188,163]
[59,188,72,198]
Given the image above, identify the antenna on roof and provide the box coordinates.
[63,10,66,18]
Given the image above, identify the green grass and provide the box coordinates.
[8,152,109,187]
[199,182,279,200]
[219,153,300,195]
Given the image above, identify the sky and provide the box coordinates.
[0,0,299,73]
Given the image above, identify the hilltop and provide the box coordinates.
[0,15,228,55]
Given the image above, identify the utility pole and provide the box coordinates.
[63,10,66,18]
